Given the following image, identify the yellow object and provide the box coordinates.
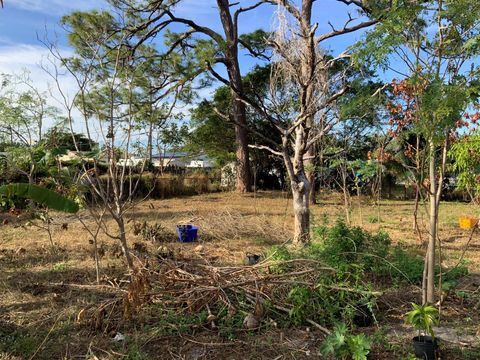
[459,216,478,230]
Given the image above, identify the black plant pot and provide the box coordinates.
[246,254,261,265]
[412,336,439,360]
[353,303,374,327]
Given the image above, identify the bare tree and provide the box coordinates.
[42,9,191,270]
[207,0,381,243]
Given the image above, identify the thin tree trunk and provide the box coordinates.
[147,121,153,165]
[413,184,420,231]
[413,134,421,233]
[341,164,351,225]
[422,251,428,303]
[356,182,363,226]
[117,216,134,270]
[93,233,101,284]
[425,139,437,304]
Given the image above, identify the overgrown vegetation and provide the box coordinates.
[1,0,480,358]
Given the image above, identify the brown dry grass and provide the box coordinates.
[1,190,479,359]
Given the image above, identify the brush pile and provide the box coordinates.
[81,254,337,334]
[141,257,332,311]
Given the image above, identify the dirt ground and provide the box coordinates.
[1,191,479,359]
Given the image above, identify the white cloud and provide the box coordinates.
[0,43,75,96]
[0,43,49,72]
[0,43,85,130]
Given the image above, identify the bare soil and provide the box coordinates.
[1,191,479,359]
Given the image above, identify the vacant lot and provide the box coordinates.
[1,191,479,359]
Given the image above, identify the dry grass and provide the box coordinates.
[1,190,479,359]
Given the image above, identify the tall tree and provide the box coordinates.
[120,0,272,192]
[212,0,387,243]
[354,0,480,303]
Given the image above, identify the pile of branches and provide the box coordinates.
[81,255,337,334]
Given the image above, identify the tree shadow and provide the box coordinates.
[0,248,71,269]
[2,265,123,299]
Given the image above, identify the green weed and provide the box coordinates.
[51,262,68,272]
[320,323,371,360]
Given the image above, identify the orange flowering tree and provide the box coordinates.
[354,0,480,303]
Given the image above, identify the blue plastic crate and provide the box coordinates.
[176,224,198,243]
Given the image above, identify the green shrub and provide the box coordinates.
[310,220,470,288]
[388,246,425,284]
[284,274,376,328]
[387,247,469,286]
[287,287,318,325]
[286,284,344,326]
[264,245,292,273]
[311,219,391,273]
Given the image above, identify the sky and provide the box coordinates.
[0,0,374,140]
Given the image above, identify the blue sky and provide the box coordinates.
[0,0,375,137]
[0,0,371,83]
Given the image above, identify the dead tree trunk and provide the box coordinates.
[305,144,317,204]
[292,179,311,243]
[285,127,312,244]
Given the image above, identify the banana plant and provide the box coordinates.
[0,183,79,213]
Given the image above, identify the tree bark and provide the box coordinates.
[305,144,317,204]
[147,121,153,165]
[231,89,251,193]
[116,216,134,270]
[217,0,251,193]
[292,180,311,244]
[287,123,312,243]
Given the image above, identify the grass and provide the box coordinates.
[0,190,479,359]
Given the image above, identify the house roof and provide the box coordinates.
[152,152,209,160]
[152,152,188,159]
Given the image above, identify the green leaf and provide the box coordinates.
[347,334,371,360]
[0,183,79,213]
[319,322,347,356]
[405,303,439,338]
